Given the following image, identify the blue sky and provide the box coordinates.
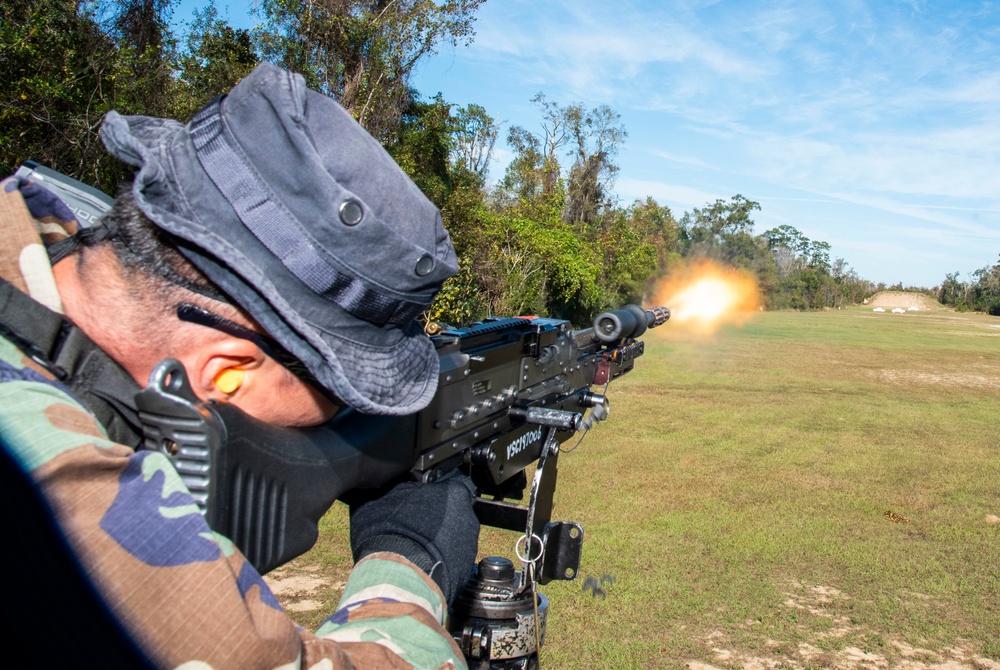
[179,0,1000,288]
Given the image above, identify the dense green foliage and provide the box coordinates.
[2,1,995,323]
[937,258,1000,315]
[1,0,175,191]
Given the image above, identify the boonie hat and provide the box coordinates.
[99,63,458,415]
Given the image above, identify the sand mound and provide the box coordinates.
[865,291,944,310]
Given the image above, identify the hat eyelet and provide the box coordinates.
[339,199,363,226]
[415,253,435,276]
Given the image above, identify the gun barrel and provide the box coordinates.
[592,304,671,343]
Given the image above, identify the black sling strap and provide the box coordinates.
[0,277,143,448]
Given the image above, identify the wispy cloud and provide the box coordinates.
[649,150,718,171]
[616,178,725,212]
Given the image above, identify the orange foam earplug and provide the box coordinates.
[214,368,245,394]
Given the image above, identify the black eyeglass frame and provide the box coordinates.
[175,302,326,394]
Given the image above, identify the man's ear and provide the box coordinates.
[175,336,266,403]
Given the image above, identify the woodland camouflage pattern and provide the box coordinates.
[0,175,466,669]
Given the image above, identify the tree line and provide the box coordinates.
[4,1,996,324]
[937,262,1000,316]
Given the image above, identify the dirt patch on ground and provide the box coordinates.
[865,292,945,310]
[864,368,1000,391]
[687,582,1000,670]
[264,564,346,614]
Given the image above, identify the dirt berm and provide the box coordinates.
[865,291,945,310]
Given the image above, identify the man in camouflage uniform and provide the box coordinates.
[0,63,477,668]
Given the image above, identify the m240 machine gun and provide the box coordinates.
[420,304,670,668]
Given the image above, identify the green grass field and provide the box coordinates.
[268,308,1000,669]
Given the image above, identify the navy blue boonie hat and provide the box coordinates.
[99,62,458,415]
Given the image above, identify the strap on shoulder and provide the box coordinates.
[0,277,143,447]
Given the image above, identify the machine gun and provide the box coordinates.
[418,304,670,668]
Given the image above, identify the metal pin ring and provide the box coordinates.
[515,532,544,565]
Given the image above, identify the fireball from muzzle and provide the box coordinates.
[652,259,761,334]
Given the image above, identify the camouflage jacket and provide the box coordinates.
[0,175,466,669]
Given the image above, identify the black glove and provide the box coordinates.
[348,472,480,604]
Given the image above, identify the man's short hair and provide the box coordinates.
[84,187,231,308]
